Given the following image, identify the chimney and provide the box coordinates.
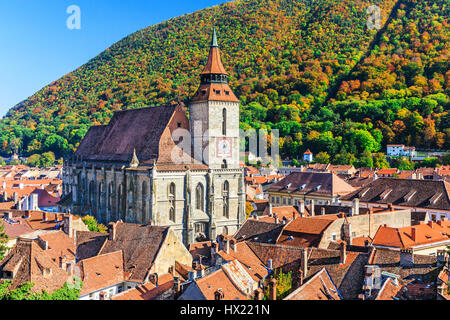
[301,249,308,277]
[173,276,180,298]
[268,203,273,216]
[340,242,347,264]
[13,192,18,205]
[19,183,24,190]
[230,239,237,252]
[40,239,48,251]
[64,214,74,238]
[214,288,224,300]
[400,249,414,267]
[66,262,74,275]
[438,285,445,297]
[149,273,159,286]
[59,256,67,270]
[343,222,352,246]
[321,207,326,215]
[267,259,273,270]
[269,278,277,300]
[109,222,117,241]
[210,241,217,265]
[411,227,417,241]
[297,269,304,287]
[299,200,305,215]
[352,198,360,216]
[3,190,7,201]
[254,288,264,300]
[225,239,230,254]
[274,213,279,224]
[310,200,315,216]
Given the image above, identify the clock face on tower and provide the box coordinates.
[216,137,232,158]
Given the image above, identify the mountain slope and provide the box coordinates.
[0,0,448,163]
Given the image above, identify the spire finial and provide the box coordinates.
[130,148,139,168]
[211,28,218,47]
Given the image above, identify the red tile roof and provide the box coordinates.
[284,268,341,300]
[112,273,174,300]
[372,220,450,249]
[78,250,124,296]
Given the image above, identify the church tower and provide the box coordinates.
[190,29,240,169]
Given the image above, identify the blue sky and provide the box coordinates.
[0,0,230,117]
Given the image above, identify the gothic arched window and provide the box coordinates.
[169,183,176,222]
[196,183,204,211]
[89,181,96,211]
[223,180,229,218]
[107,182,113,212]
[222,108,227,136]
[142,181,148,223]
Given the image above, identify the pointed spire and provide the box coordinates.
[211,28,218,47]
[130,148,139,168]
[200,28,228,77]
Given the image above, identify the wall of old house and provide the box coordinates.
[150,228,193,276]
[319,209,412,248]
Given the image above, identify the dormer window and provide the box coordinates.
[225,91,230,95]
[429,193,442,205]
[201,90,207,95]
[379,189,392,200]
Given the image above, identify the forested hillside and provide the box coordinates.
[0,0,448,166]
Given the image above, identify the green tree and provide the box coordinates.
[0,280,81,300]
[81,215,107,233]
[0,158,5,167]
[314,152,330,164]
[263,270,293,300]
[442,152,450,165]
[333,152,356,165]
[357,150,374,168]
[27,154,41,167]
[392,157,414,170]
[9,159,19,165]
[0,222,8,260]
[373,152,389,169]
[39,152,55,167]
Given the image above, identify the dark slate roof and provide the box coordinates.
[99,222,169,282]
[247,242,369,300]
[368,248,439,300]
[75,230,108,261]
[233,219,284,244]
[369,248,438,281]
[74,105,178,163]
[268,172,354,196]
[341,178,450,211]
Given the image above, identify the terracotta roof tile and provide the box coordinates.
[284,268,341,300]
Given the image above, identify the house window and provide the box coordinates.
[288,198,292,205]
[331,233,337,241]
